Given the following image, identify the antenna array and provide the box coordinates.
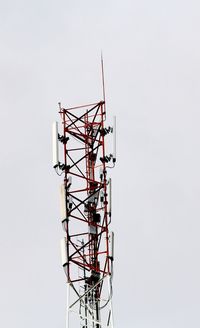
[53,78,116,328]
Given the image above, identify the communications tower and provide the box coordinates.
[53,61,116,328]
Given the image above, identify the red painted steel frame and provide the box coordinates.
[59,101,112,296]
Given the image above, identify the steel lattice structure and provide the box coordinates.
[53,73,116,328]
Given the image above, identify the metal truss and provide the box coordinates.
[53,99,115,328]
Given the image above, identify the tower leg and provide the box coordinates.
[66,283,70,328]
[108,277,114,328]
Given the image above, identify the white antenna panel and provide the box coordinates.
[60,237,68,266]
[109,178,112,217]
[109,231,114,260]
[60,184,67,221]
[52,121,59,168]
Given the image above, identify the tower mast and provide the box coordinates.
[53,63,116,328]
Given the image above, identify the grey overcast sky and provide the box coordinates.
[1,1,200,327]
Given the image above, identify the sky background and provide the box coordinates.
[1,1,200,327]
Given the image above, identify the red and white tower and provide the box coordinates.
[53,63,116,328]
